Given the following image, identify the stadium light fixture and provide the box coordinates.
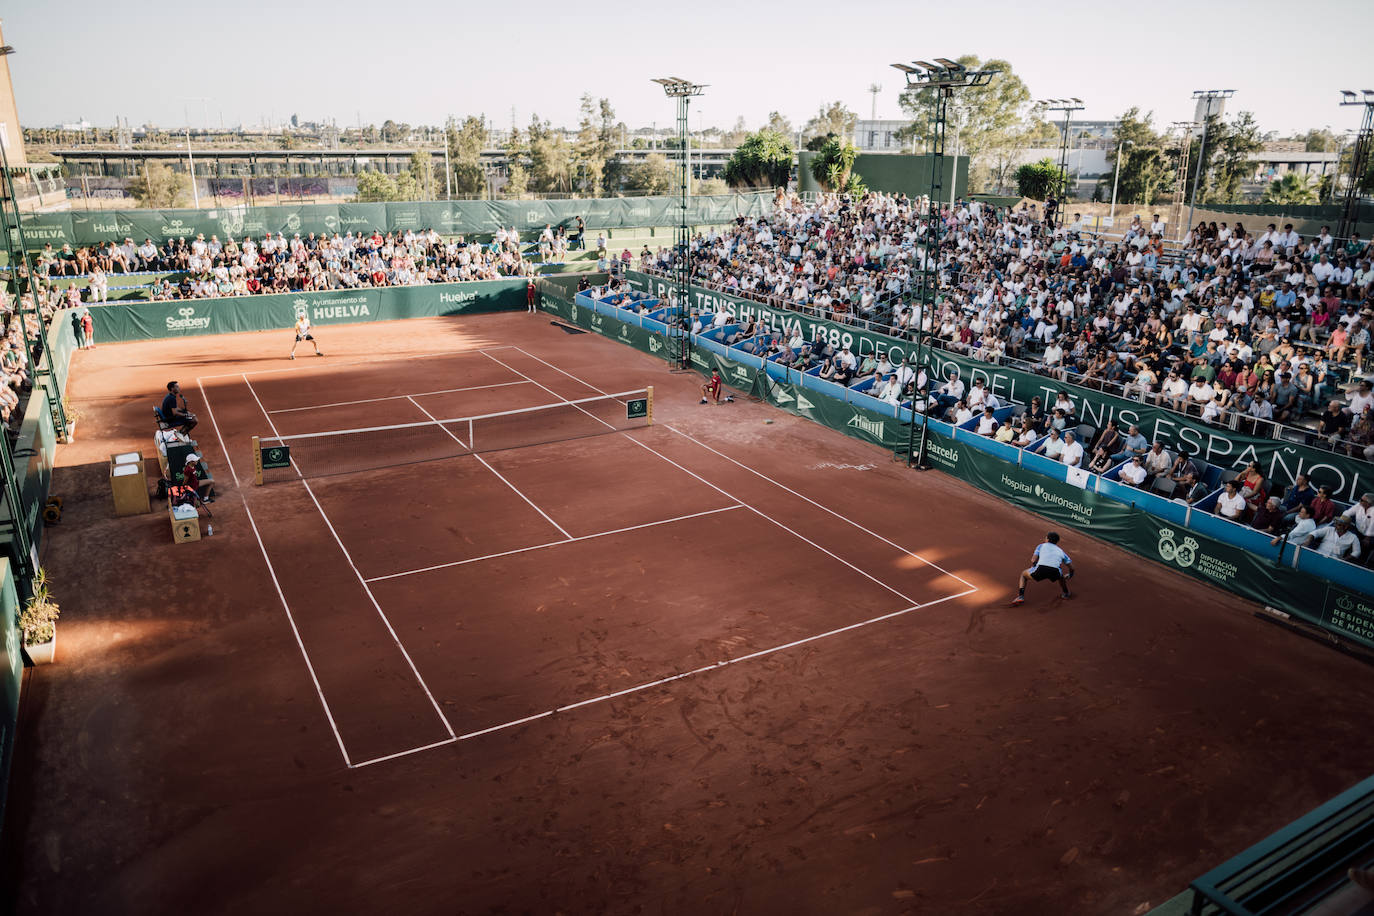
[890,57,999,470]
[1337,89,1374,239]
[653,76,707,370]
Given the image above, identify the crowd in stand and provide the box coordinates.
[0,294,37,430]
[641,191,1374,458]
[31,227,537,302]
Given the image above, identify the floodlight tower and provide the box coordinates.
[1337,89,1374,240]
[891,58,998,469]
[1187,90,1235,236]
[1034,98,1084,227]
[1169,121,1200,240]
[652,77,706,369]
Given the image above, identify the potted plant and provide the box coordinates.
[19,567,60,665]
[62,395,82,441]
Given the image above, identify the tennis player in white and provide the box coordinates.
[289,313,324,360]
[1010,531,1075,606]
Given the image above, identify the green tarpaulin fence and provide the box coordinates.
[11,193,773,250]
[924,428,1371,649]
[541,282,1374,652]
[0,559,19,838]
[623,269,1374,503]
[85,280,527,343]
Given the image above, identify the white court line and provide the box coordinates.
[406,394,572,540]
[350,587,975,767]
[348,736,459,770]
[489,346,935,607]
[195,378,354,768]
[271,380,531,414]
[365,505,743,583]
[622,435,925,606]
[243,374,458,748]
[195,345,522,382]
[510,346,978,592]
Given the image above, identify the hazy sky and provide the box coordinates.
[5,0,1371,136]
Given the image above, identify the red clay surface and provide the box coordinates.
[2,311,1371,915]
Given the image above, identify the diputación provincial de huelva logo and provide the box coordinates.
[1157,528,1198,568]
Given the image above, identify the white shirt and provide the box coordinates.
[1043,437,1064,459]
[1217,491,1247,519]
[1060,439,1084,467]
[1033,542,1071,569]
[976,414,998,436]
[1308,525,1361,560]
[1120,462,1147,485]
[1341,502,1374,537]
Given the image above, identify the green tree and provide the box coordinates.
[409,149,434,200]
[765,111,793,138]
[809,137,863,193]
[897,55,1030,163]
[721,116,751,149]
[1015,157,1061,200]
[1300,128,1340,152]
[625,152,676,195]
[528,114,572,193]
[279,129,297,150]
[573,94,619,195]
[447,115,488,197]
[803,101,857,145]
[1102,107,1174,206]
[502,127,529,198]
[355,169,399,202]
[722,129,794,189]
[129,162,191,208]
[1263,172,1317,206]
[1206,111,1263,204]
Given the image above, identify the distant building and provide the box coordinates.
[853,120,910,152]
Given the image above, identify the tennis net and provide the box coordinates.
[257,387,650,482]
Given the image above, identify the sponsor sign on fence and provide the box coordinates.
[625,270,1373,503]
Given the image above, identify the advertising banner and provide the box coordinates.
[625,269,1373,502]
[87,280,525,343]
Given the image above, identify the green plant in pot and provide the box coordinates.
[19,567,59,665]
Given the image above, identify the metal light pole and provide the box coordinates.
[653,77,706,370]
[892,58,998,469]
[1337,90,1374,240]
[1187,90,1234,236]
[1034,98,1084,228]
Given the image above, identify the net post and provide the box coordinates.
[646,387,654,426]
[252,436,263,486]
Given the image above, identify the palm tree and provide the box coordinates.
[1262,172,1317,206]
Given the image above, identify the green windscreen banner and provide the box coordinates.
[87,280,526,343]
[29,193,772,249]
[0,558,19,838]
[543,291,1374,652]
[624,269,1373,503]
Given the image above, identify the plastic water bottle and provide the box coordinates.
[206,524,214,537]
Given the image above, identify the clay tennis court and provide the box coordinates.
[3,311,1371,915]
